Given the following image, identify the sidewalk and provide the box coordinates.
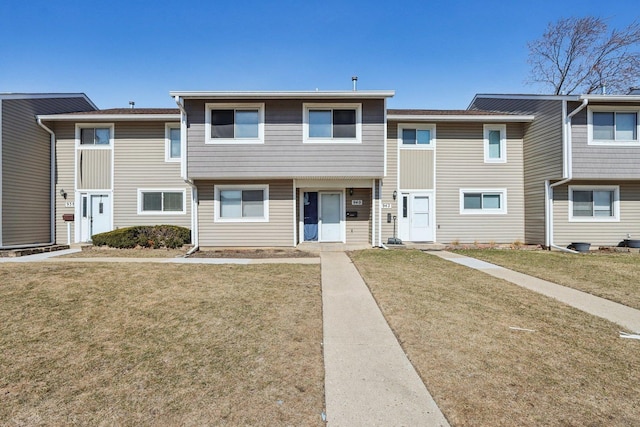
[321,251,449,426]
[431,251,640,333]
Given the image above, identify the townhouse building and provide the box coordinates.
[3,88,639,250]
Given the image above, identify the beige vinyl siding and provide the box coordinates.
[399,149,434,189]
[471,97,564,244]
[186,99,385,179]
[77,149,111,190]
[381,122,399,240]
[552,181,640,247]
[53,122,77,244]
[113,122,190,229]
[198,179,293,247]
[571,103,640,179]
[435,122,525,243]
[345,188,371,243]
[1,97,93,246]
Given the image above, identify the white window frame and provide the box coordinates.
[398,124,436,150]
[588,106,640,146]
[303,103,362,144]
[205,103,265,144]
[483,124,507,163]
[137,189,187,215]
[75,123,114,149]
[165,123,181,162]
[214,184,269,223]
[459,188,507,215]
[568,185,619,222]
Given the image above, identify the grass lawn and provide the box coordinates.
[456,249,640,311]
[0,263,324,426]
[351,249,640,426]
[60,248,188,258]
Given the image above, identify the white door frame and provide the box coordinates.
[75,190,113,242]
[398,190,435,242]
[298,189,346,243]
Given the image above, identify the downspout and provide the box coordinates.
[174,96,199,256]
[37,117,57,247]
[547,98,588,253]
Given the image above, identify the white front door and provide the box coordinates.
[399,193,434,242]
[410,194,432,242]
[79,193,111,241]
[319,192,343,242]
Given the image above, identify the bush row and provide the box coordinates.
[91,225,191,249]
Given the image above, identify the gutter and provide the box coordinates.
[174,96,199,255]
[546,98,588,253]
[36,117,57,247]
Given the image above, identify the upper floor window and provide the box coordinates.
[460,188,507,214]
[399,124,435,149]
[303,103,361,143]
[80,127,110,145]
[588,108,639,145]
[76,124,113,148]
[483,124,506,163]
[569,186,619,222]
[205,103,265,144]
[165,123,181,162]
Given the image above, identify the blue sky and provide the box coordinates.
[1,0,638,109]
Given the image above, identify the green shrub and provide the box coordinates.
[91,225,191,249]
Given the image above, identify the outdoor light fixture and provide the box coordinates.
[393,190,397,200]
[349,188,354,196]
[60,189,67,199]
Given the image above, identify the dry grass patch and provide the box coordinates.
[350,249,640,426]
[456,249,640,310]
[60,247,188,258]
[0,263,323,426]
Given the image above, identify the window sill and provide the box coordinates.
[588,140,639,146]
[214,217,269,223]
[569,217,619,223]
[206,139,264,145]
[303,138,361,144]
[460,210,507,215]
[138,211,186,215]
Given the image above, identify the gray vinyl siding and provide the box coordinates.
[186,99,385,178]
[1,97,93,247]
[399,150,434,189]
[552,181,640,247]
[571,103,640,179]
[471,97,564,244]
[435,122,525,243]
[198,179,294,247]
[345,188,371,243]
[77,149,111,190]
[113,122,191,229]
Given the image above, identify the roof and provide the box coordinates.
[0,93,98,109]
[387,109,535,122]
[38,108,180,121]
[170,90,395,99]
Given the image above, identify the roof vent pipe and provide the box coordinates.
[129,101,135,109]
[352,76,358,91]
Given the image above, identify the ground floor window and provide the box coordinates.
[460,189,507,214]
[569,186,619,221]
[138,189,185,214]
[214,185,269,222]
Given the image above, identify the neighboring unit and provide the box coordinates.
[0,93,96,249]
[37,108,192,245]
[471,93,640,248]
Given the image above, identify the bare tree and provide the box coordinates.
[528,17,640,95]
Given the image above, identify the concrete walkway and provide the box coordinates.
[432,251,640,333]
[321,251,449,426]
